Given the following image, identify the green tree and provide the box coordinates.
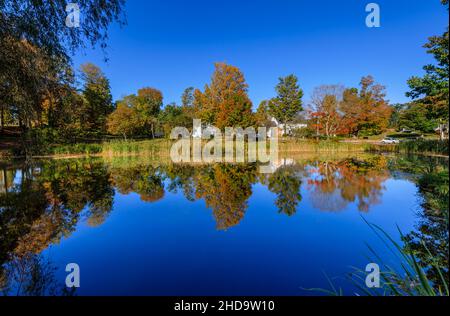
[255,100,273,128]
[406,0,449,137]
[158,103,191,137]
[399,103,436,133]
[268,74,304,135]
[181,87,195,108]
[180,87,196,129]
[389,103,407,129]
[80,63,113,134]
[134,87,163,138]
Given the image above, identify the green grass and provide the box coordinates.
[31,139,172,157]
[46,143,103,155]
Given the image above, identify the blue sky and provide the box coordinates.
[73,0,448,108]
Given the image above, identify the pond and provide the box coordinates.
[0,153,448,295]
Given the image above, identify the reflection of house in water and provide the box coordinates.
[263,158,296,173]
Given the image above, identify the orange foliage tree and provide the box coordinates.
[340,76,392,136]
[193,62,254,129]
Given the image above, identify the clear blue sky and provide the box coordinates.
[73,0,448,108]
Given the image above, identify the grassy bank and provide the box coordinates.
[1,138,448,159]
[24,139,368,158]
[365,139,449,156]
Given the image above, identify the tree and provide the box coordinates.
[0,38,74,130]
[80,63,114,134]
[106,102,142,140]
[134,87,163,138]
[388,103,407,129]
[309,85,345,138]
[0,1,124,57]
[180,87,196,130]
[0,0,124,136]
[268,74,303,135]
[107,88,163,138]
[158,102,191,137]
[181,87,195,108]
[406,1,448,138]
[193,62,254,129]
[340,76,392,136]
[399,103,436,133]
[255,100,273,128]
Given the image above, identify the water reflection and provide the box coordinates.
[0,154,447,295]
[305,157,389,212]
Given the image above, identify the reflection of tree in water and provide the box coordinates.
[310,189,348,212]
[306,157,389,212]
[391,155,449,290]
[40,160,115,227]
[267,165,302,216]
[194,164,257,230]
[110,165,164,202]
[163,164,196,202]
[0,253,75,296]
[1,155,447,293]
[0,160,114,293]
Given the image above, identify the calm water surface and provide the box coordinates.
[0,154,447,295]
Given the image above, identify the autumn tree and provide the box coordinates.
[107,87,163,138]
[309,85,346,138]
[268,74,303,135]
[106,102,142,139]
[193,63,254,129]
[0,0,124,135]
[340,76,392,136]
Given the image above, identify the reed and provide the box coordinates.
[310,219,449,296]
[366,139,449,156]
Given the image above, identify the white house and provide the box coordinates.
[267,117,307,138]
